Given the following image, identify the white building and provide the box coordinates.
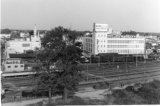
[0,34,11,39]
[83,23,146,56]
[5,25,41,58]
[157,36,160,44]
[75,36,83,43]
[3,58,24,72]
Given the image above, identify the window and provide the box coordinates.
[21,65,24,67]
[15,65,18,68]
[7,66,11,68]
[22,43,30,47]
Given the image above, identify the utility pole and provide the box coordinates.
[136,55,138,67]
[98,55,100,67]
[125,55,128,72]
[86,62,88,82]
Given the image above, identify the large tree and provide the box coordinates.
[35,48,59,104]
[10,31,20,39]
[56,45,82,102]
[36,26,83,103]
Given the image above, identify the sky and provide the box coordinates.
[1,0,160,32]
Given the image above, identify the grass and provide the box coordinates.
[26,79,160,105]
[109,79,160,104]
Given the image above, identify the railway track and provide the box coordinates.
[109,72,160,88]
[3,71,160,90]
[3,66,160,85]
[87,62,160,72]
[82,61,160,68]
[79,71,160,87]
[80,66,160,84]
[2,61,160,89]
[85,66,160,79]
[85,61,160,71]
[10,69,159,89]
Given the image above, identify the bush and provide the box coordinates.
[112,90,126,98]
[125,86,134,92]
[93,82,109,89]
[112,90,135,104]
[136,86,160,104]
[69,96,86,105]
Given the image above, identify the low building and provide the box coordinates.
[0,34,11,39]
[5,38,41,58]
[3,58,24,72]
[158,36,160,44]
[5,25,41,58]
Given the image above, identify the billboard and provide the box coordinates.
[5,59,22,64]
[93,23,109,32]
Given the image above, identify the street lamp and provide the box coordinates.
[125,55,128,72]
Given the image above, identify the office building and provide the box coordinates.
[83,23,146,56]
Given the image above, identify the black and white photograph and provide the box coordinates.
[1,0,160,105]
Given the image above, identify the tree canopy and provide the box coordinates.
[35,26,83,103]
[1,28,11,34]
[121,30,137,35]
[10,31,20,39]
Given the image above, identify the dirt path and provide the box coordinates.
[2,96,61,106]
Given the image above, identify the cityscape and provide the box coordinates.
[1,0,160,105]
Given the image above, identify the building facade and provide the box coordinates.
[83,23,146,56]
[3,58,24,72]
[5,25,41,58]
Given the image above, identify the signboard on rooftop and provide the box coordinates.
[5,59,22,64]
[93,23,109,32]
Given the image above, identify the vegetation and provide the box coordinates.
[10,31,20,39]
[1,28,11,34]
[109,80,160,104]
[121,30,137,35]
[35,26,83,104]
[16,80,160,105]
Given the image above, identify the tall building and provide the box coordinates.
[83,23,146,56]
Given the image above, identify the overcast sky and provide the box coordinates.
[1,0,160,32]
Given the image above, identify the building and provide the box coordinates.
[0,34,11,39]
[83,23,146,56]
[3,58,24,72]
[75,36,83,43]
[5,25,41,58]
[158,36,160,44]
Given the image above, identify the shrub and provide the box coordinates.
[136,86,160,104]
[125,86,134,92]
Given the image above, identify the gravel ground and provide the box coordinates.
[2,96,61,106]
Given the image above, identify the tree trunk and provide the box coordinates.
[63,87,68,103]
[48,88,52,104]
